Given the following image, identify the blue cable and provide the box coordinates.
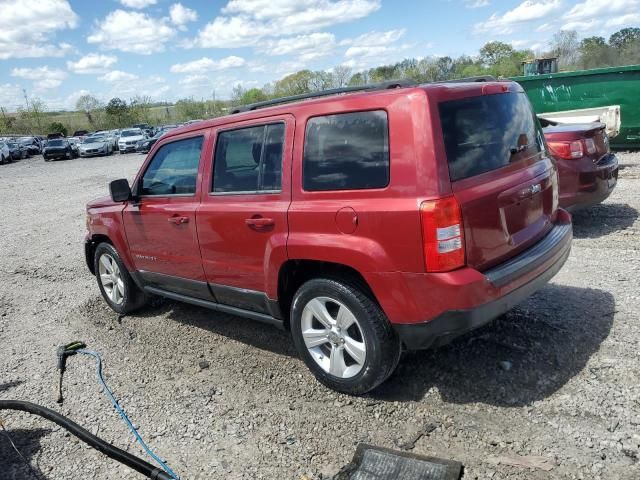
[77,349,179,480]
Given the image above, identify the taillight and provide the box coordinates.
[547,140,583,160]
[420,196,465,272]
[584,138,596,155]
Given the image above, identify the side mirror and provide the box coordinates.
[109,179,132,202]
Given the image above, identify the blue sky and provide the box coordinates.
[1,0,638,111]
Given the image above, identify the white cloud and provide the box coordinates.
[535,22,554,32]
[529,42,545,52]
[0,83,24,110]
[465,0,490,8]
[509,39,529,48]
[191,0,380,48]
[99,73,169,101]
[343,29,407,58]
[119,0,156,8]
[564,0,639,21]
[562,19,598,31]
[605,12,640,27]
[170,56,246,73]
[340,29,413,70]
[11,66,68,90]
[258,33,337,62]
[67,53,118,74]
[177,74,257,99]
[88,10,176,54]
[99,70,139,82]
[169,3,198,29]
[0,0,78,59]
[474,0,562,34]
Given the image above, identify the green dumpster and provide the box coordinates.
[512,64,640,149]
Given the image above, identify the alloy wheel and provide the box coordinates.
[98,253,125,305]
[301,296,367,379]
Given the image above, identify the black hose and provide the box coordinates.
[0,400,173,480]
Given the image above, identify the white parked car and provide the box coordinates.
[118,128,146,154]
[0,141,11,164]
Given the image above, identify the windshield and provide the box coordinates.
[84,136,103,144]
[439,92,544,181]
[7,142,18,148]
[48,140,64,147]
[20,138,32,144]
[121,129,142,137]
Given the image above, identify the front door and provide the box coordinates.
[197,116,293,313]
[123,133,212,300]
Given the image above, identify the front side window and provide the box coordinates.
[212,123,284,193]
[141,136,203,196]
[303,110,389,191]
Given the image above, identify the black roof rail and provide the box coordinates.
[435,75,497,84]
[230,79,417,114]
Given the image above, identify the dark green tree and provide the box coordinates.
[47,121,67,136]
[609,27,640,50]
[105,97,130,127]
[479,41,515,66]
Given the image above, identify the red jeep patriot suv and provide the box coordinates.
[85,80,572,394]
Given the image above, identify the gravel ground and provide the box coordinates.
[0,151,639,480]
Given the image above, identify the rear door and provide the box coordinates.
[122,132,213,299]
[437,87,558,270]
[197,115,293,313]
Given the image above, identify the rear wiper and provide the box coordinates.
[510,143,532,155]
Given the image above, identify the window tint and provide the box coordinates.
[439,92,544,181]
[212,123,284,193]
[303,110,389,191]
[141,136,203,196]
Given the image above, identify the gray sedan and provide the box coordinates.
[78,135,113,157]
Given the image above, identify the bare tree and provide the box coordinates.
[76,94,103,128]
[332,65,353,88]
[550,30,580,68]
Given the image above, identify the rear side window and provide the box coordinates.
[212,123,284,193]
[303,110,389,191]
[439,92,544,181]
[140,136,203,196]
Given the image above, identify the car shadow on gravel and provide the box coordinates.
[0,427,50,480]
[571,202,638,239]
[141,299,299,358]
[372,284,615,406]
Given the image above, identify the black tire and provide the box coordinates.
[290,278,401,395]
[93,243,148,314]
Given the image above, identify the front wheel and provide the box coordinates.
[291,278,401,395]
[94,243,148,314]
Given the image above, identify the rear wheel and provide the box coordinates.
[94,243,148,314]
[291,278,401,395]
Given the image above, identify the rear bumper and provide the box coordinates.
[559,153,618,211]
[389,211,572,350]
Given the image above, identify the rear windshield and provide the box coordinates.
[439,92,543,181]
[121,129,142,137]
